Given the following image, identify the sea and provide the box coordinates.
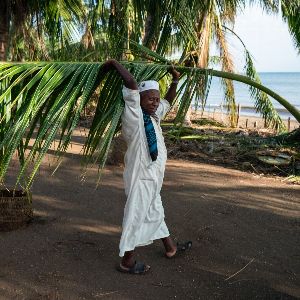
[197,72,300,120]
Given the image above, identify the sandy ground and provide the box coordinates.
[193,111,299,132]
[0,130,300,300]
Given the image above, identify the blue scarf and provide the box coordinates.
[142,110,158,161]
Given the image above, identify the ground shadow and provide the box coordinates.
[0,144,299,299]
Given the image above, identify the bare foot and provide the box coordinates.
[165,248,177,258]
[118,262,151,274]
[165,241,192,258]
[161,236,177,257]
[121,250,135,268]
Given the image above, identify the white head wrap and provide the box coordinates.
[138,80,159,93]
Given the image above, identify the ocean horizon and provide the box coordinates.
[199,72,300,120]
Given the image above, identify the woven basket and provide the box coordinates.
[0,189,33,231]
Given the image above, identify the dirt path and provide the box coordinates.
[1,142,300,299]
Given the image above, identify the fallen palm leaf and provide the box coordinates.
[256,150,292,166]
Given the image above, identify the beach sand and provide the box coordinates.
[191,110,299,132]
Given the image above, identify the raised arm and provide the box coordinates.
[101,59,138,90]
[164,67,180,105]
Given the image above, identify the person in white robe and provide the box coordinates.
[101,60,192,274]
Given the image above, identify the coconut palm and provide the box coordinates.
[0,0,84,61]
[0,53,299,189]
[282,0,300,52]
[81,0,288,128]
[1,0,300,189]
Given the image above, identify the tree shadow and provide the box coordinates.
[0,147,299,299]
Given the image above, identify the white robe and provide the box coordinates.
[119,87,170,257]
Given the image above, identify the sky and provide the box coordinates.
[229,4,300,72]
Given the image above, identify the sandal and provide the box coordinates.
[117,261,151,274]
[165,241,192,258]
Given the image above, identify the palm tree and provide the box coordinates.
[282,0,300,52]
[0,56,299,189]
[0,0,84,61]
[1,0,299,189]
[86,0,288,128]
[0,0,9,61]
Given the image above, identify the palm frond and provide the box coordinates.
[213,12,237,127]
[244,51,285,131]
[281,0,300,53]
[1,61,299,189]
[224,26,285,130]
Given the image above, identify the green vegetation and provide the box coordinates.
[0,0,300,187]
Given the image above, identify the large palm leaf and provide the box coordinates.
[224,26,285,130]
[1,59,299,189]
[3,0,296,131]
[281,0,300,52]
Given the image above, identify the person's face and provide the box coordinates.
[140,89,160,115]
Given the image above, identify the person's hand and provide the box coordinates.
[100,59,138,90]
[168,66,180,80]
[101,59,117,72]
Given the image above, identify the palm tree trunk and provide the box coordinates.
[142,3,158,51]
[184,13,211,125]
[0,0,9,61]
